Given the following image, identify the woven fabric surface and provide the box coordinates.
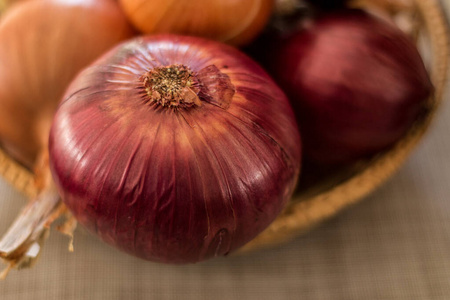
[1,3,450,300]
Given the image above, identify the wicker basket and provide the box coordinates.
[0,0,448,254]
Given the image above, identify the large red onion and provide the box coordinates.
[268,9,433,165]
[49,35,301,263]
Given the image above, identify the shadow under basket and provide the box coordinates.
[0,0,449,254]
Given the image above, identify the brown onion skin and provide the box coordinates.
[0,0,135,168]
[49,34,301,263]
[118,0,274,46]
[268,9,432,165]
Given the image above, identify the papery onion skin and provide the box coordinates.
[268,9,432,165]
[118,0,274,46]
[0,0,135,168]
[49,34,301,263]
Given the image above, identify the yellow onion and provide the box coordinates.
[118,0,274,46]
[0,0,135,168]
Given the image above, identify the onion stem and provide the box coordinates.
[0,162,76,279]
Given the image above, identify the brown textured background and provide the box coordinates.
[0,1,449,299]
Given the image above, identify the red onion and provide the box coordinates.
[48,35,301,263]
[268,9,432,165]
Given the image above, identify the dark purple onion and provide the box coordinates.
[268,9,432,165]
[48,34,301,263]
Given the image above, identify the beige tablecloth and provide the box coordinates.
[1,4,449,300]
